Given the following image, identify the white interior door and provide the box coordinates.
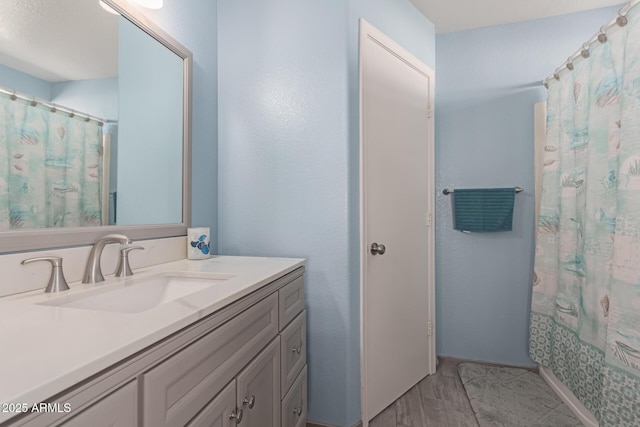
[360,19,436,424]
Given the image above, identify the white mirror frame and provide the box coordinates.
[0,0,192,253]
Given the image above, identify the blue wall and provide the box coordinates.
[435,5,622,367]
[51,77,118,121]
[144,0,218,246]
[0,64,51,100]
[218,0,434,425]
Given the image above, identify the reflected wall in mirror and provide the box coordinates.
[0,0,185,233]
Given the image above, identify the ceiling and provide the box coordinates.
[0,0,626,83]
[0,0,118,83]
[411,0,626,33]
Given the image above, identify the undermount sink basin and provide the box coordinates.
[38,274,235,314]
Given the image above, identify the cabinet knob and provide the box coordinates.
[291,345,302,355]
[229,408,243,424]
[242,395,255,409]
[370,243,386,255]
[293,407,302,416]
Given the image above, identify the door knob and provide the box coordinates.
[370,243,386,255]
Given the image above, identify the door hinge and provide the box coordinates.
[427,321,433,336]
[426,213,433,227]
[427,103,432,118]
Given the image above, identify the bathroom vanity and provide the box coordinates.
[0,256,306,427]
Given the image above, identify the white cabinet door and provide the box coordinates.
[187,381,237,427]
[236,338,281,427]
[281,366,307,427]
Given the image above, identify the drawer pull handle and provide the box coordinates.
[293,407,302,416]
[229,408,243,423]
[242,395,256,409]
[291,345,302,355]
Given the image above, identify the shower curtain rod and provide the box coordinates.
[0,86,106,125]
[543,0,640,88]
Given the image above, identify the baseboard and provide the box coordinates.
[539,365,598,427]
[307,420,362,427]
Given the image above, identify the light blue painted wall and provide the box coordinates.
[144,0,218,246]
[435,5,623,367]
[0,64,51,100]
[51,77,118,121]
[218,1,351,424]
[218,0,434,425]
[117,17,183,226]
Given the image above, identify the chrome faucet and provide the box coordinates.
[82,234,132,284]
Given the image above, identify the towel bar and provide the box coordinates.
[443,187,524,195]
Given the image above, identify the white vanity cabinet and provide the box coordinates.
[1,266,306,427]
[142,294,279,427]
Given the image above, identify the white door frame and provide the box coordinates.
[359,19,436,425]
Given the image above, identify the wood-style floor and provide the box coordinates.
[369,358,479,427]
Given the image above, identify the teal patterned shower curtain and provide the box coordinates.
[0,92,103,229]
[530,5,640,426]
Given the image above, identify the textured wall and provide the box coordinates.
[435,5,622,367]
[218,0,434,425]
[217,1,351,424]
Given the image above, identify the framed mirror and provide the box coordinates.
[0,0,192,253]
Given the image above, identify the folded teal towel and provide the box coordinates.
[453,188,515,232]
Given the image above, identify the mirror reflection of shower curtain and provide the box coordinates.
[0,93,103,229]
[103,122,118,225]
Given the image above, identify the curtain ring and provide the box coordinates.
[30,97,37,107]
[566,59,574,71]
[9,90,17,101]
[598,27,608,43]
[84,116,90,122]
[581,44,590,58]
[617,15,628,27]
[543,80,549,89]
[50,104,57,113]
[69,110,75,118]
[553,72,560,81]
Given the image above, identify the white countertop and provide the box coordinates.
[0,256,305,422]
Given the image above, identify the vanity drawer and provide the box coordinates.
[142,293,279,427]
[281,366,307,427]
[64,381,137,427]
[280,311,306,398]
[278,275,304,330]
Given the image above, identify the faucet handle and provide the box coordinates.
[21,256,70,293]
[115,246,145,278]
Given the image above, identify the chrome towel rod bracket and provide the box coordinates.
[443,187,524,196]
